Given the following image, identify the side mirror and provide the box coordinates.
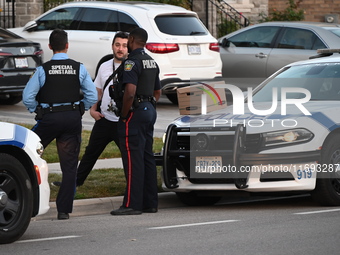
[220,38,230,48]
[23,21,38,32]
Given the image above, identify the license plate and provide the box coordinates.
[188,45,201,55]
[15,58,28,68]
[196,156,222,169]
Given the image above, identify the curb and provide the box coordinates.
[33,192,183,221]
[48,158,123,174]
[43,159,183,221]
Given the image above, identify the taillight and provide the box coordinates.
[0,52,12,56]
[34,49,43,56]
[146,43,179,54]
[209,42,220,52]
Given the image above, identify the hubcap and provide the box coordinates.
[0,190,8,209]
[0,172,21,226]
[330,149,340,194]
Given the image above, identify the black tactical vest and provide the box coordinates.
[38,59,81,104]
[134,52,159,97]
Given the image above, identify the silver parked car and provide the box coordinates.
[218,22,340,90]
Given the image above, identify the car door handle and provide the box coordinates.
[99,36,111,41]
[255,53,267,59]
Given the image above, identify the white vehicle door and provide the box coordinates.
[23,7,80,62]
[63,8,139,78]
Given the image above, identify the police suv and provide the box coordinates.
[159,49,340,206]
[0,122,50,244]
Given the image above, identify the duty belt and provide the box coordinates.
[43,104,80,114]
[137,96,154,102]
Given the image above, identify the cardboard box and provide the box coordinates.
[177,83,227,115]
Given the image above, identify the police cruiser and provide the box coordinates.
[0,122,50,244]
[158,49,340,206]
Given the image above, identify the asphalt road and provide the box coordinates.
[2,194,340,254]
[1,97,340,254]
[0,94,179,138]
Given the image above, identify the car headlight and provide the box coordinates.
[263,129,313,147]
[36,142,44,156]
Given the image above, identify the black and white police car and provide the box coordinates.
[0,122,49,244]
[158,49,340,206]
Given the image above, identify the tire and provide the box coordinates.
[0,153,33,244]
[311,134,340,206]
[165,93,178,105]
[0,95,22,105]
[176,192,221,206]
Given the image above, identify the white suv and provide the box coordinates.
[9,1,222,104]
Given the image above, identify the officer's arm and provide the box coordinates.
[121,83,136,120]
[90,87,104,120]
[79,64,98,110]
[23,67,44,113]
[153,89,161,102]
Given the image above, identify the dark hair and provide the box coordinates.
[129,27,148,43]
[49,29,68,51]
[112,31,129,44]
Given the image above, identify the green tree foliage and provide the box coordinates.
[217,18,239,37]
[259,0,305,22]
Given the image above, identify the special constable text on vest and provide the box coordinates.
[49,65,76,75]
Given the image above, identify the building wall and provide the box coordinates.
[193,0,269,27]
[6,0,340,31]
[268,0,340,23]
[13,0,44,27]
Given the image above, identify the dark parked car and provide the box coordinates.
[0,28,43,105]
[218,22,340,90]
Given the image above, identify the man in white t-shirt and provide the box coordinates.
[76,32,128,186]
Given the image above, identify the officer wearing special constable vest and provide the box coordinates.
[110,27,161,216]
[23,29,97,220]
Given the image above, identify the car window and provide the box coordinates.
[252,63,340,102]
[0,28,20,39]
[118,12,139,32]
[106,11,119,32]
[78,8,112,31]
[277,28,326,50]
[36,7,80,30]
[155,15,208,36]
[227,26,279,48]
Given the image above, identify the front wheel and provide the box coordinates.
[0,153,33,244]
[176,192,221,206]
[311,134,340,206]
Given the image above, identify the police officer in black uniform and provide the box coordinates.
[23,29,97,220]
[110,28,161,215]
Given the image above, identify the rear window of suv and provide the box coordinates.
[155,15,208,36]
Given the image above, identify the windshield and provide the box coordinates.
[323,27,340,38]
[252,62,340,102]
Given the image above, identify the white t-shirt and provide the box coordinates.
[94,59,120,122]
